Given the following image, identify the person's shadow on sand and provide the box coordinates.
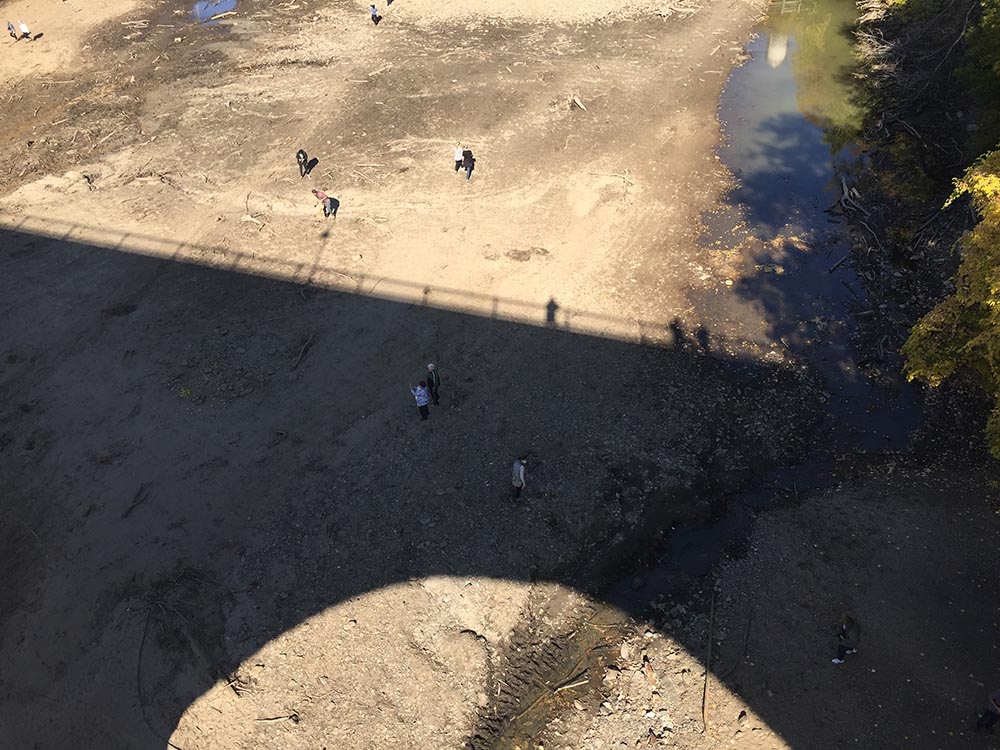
[545,297,559,327]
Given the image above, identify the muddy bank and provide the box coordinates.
[841,0,993,460]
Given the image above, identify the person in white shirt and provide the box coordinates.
[453,144,464,174]
[511,455,527,499]
[17,20,30,40]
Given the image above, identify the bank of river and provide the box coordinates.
[611,0,926,615]
[490,4,930,746]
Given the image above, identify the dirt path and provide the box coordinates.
[2,2,998,750]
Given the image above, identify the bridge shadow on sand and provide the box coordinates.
[1,222,995,749]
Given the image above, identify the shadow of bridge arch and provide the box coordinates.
[1,221,992,750]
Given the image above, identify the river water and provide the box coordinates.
[191,0,239,24]
[609,0,921,609]
[714,0,920,452]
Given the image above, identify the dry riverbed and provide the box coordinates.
[1,1,998,749]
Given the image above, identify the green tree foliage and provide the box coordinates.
[965,0,1000,150]
[903,150,1000,455]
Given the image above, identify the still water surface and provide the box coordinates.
[191,0,239,24]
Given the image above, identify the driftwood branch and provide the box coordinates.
[122,484,150,518]
[553,669,590,693]
[291,334,315,370]
[701,589,716,734]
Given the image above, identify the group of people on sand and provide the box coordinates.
[297,139,477,220]
[406,365,529,501]
[7,20,33,41]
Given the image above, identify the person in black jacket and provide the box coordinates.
[832,614,861,663]
[462,148,475,181]
[296,149,309,178]
[975,688,1000,731]
[426,363,441,405]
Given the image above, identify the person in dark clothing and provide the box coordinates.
[462,148,475,181]
[311,189,337,218]
[296,149,309,178]
[7,22,16,40]
[975,688,1000,732]
[831,614,861,664]
[426,363,441,405]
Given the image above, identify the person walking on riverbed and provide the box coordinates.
[831,614,861,664]
[426,363,441,405]
[410,382,430,421]
[462,147,475,181]
[311,188,337,218]
[512,455,527,499]
[975,688,1000,732]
